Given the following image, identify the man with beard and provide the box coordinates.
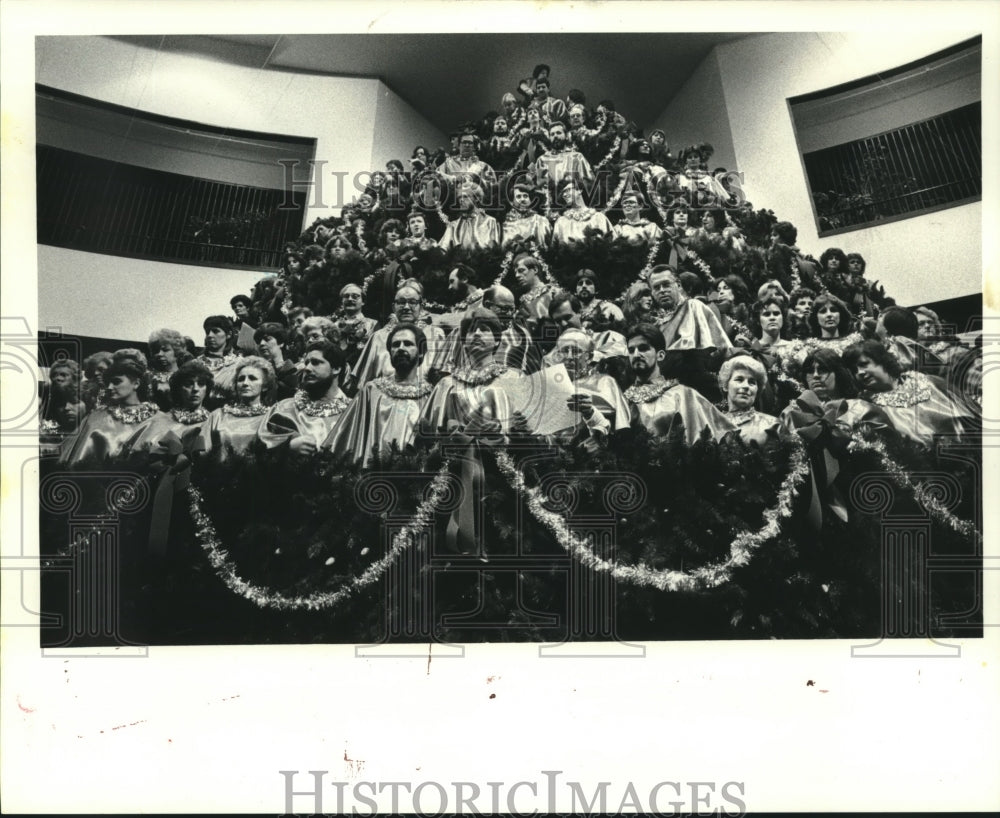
[439,183,501,253]
[447,264,484,314]
[40,359,87,435]
[351,283,448,389]
[624,323,734,445]
[324,323,433,468]
[501,182,551,249]
[533,121,593,194]
[486,114,519,174]
[575,269,626,333]
[419,309,519,435]
[259,341,352,457]
[612,190,663,247]
[440,133,497,188]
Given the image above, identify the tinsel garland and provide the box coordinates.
[492,250,515,288]
[604,174,628,213]
[846,434,981,540]
[184,463,453,610]
[493,442,809,591]
[592,136,622,172]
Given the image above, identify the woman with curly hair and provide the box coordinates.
[81,350,113,412]
[622,281,655,327]
[709,274,753,344]
[146,328,191,410]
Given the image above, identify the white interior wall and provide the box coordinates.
[34,36,444,342]
[646,49,738,172]
[712,31,982,305]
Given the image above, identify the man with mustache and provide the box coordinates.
[533,121,594,194]
[325,323,433,468]
[624,323,734,445]
[351,283,448,389]
[259,340,352,458]
[574,269,626,333]
[512,253,556,334]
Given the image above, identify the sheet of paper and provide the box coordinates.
[500,363,580,435]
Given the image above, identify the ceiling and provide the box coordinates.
[111,33,748,134]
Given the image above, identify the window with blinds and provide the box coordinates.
[35,86,314,270]
[790,38,981,237]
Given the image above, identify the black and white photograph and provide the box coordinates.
[3,1,998,814]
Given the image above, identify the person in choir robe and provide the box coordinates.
[229,294,258,355]
[126,360,214,454]
[513,253,557,333]
[146,328,191,411]
[253,323,300,401]
[418,309,519,437]
[718,355,782,446]
[351,283,448,388]
[438,183,501,253]
[258,341,352,458]
[196,314,242,409]
[527,77,566,125]
[533,121,593,194]
[483,284,542,374]
[501,182,552,249]
[333,284,379,367]
[575,269,626,333]
[39,359,87,437]
[203,356,275,460]
[551,328,632,437]
[874,305,946,377]
[623,323,735,446]
[551,178,612,246]
[58,351,160,465]
[324,323,433,468]
[447,263,485,314]
[80,351,113,412]
[648,265,731,353]
[842,340,974,449]
[612,190,663,247]
[440,133,497,188]
[403,210,438,250]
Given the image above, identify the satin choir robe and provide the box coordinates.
[323,377,432,468]
[258,396,350,449]
[204,406,268,460]
[657,298,733,352]
[502,211,552,249]
[351,318,449,389]
[533,148,593,191]
[628,382,736,446]
[612,219,663,247]
[438,211,501,253]
[551,208,613,245]
[863,372,974,448]
[57,404,160,465]
[124,411,209,455]
[419,369,520,436]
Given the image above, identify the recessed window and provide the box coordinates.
[36,86,314,270]
[790,38,981,236]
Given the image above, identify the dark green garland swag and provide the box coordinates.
[39,419,980,645]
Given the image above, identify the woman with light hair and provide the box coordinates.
[718,354,781,445]
[204,355,276,460]
[147,328,191,410]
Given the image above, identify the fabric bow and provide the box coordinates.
[784,392,852,527]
